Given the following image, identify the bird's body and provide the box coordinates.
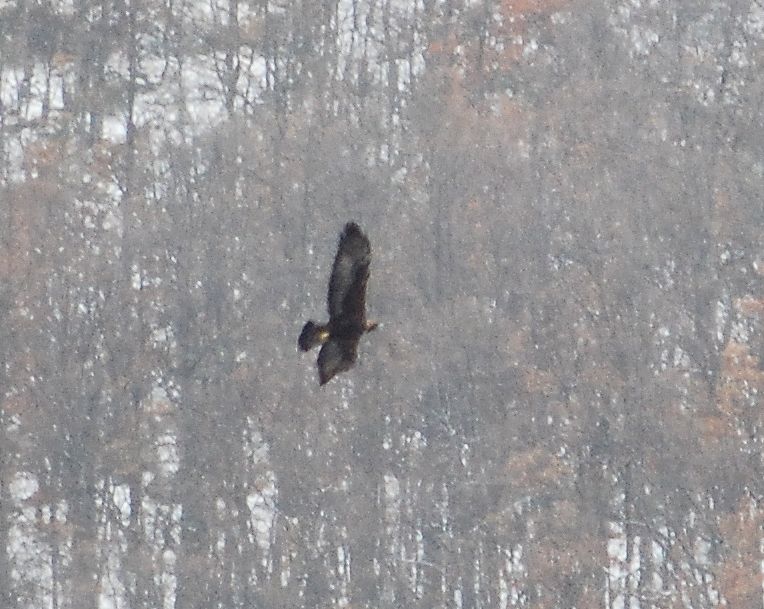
[299,222,377,385]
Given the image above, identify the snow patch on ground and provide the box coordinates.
[10,471,39,503]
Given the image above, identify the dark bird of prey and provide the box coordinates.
[299,222,378,385]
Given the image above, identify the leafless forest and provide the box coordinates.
[1,0,763,607]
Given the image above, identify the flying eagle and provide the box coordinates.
[299,222,378,385]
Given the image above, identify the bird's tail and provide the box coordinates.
[298,321,328,351]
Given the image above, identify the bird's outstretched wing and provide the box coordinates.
[317,339,358,385]
[327,222,371,325]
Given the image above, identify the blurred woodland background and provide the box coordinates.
[1,0,763,607]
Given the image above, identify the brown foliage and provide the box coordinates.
[716,499,764,607]
[717,341,764,417]
[502,0,571,16]
[521,366,558,396]
[697,414,735,447]
[735,296,764,316]
[505,447,572,490]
